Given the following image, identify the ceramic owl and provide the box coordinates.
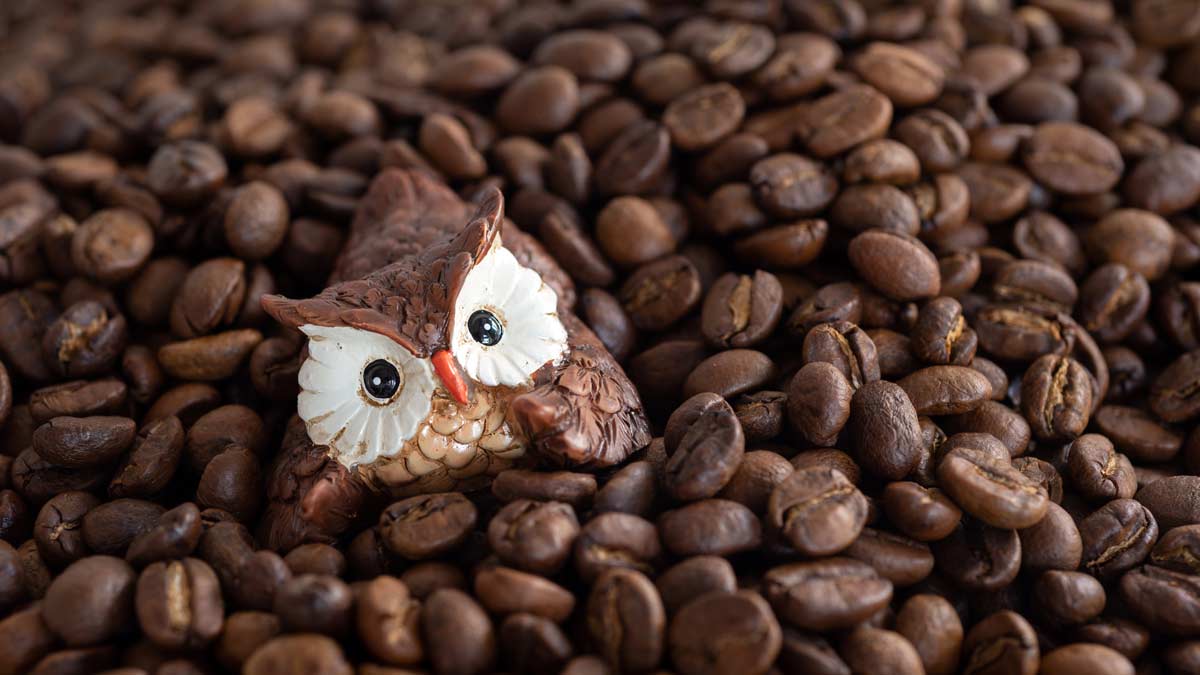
[258,169,650,550]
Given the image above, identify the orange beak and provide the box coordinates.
[432,350,470,406]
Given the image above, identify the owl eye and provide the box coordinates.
[362,359,402,400]
[451,240,568,388]
[468,310,503,346]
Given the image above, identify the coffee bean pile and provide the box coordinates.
[2,0,1200,674]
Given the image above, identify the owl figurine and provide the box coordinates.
[258,169,651,550]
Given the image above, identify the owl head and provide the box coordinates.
[261,190,574,491]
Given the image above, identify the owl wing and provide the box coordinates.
[509,315,651,468]
[257,415,375,551]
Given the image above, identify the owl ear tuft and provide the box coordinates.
[449,186,505,265]
[260,294,306,328]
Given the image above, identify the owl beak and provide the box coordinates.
[432,350,471,406]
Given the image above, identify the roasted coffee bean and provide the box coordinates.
[700,271,783,349]
[1066,434,1137,502]
[787,363,852,447]
[933,520,1022,591]
[1086,208,1176,282]
[883,482,962,542]
[1151,350,1200,422]
[1123,144,1200,216]
[491,470,596,509]
[136,558,223,649]
[682,349,776,400]
[657,499,762,556]
[668,590,781,675]
[749,153,839,219]
[801,320,881,389]
[764,558,893,631]
[596,196,675,269]
[475,566,575,622]
[586,568,663,674]
[1120,565,1200,636]
[619,255,702,332]
[840,625,925,675]
[663,83,745,151]
[1152,525,1200,574]
[487,500,579,575]
[1022,121,1124,195]
[1136,475,1200,530]
[1019,501,1084,572]
[975,304,1069,361]
[1021,354,1093,441]
[943,400,1031,457]
[961,610,1039,675]
[899,366,991,416]
[1041,643,1134,675]
[28,379,127,425]
[849,380,923,480]
[169,258,245,339]
[215,611,281,671]
[574,512,660,583]
[34,491,99,570]
[1093,404,1182,463]
[243,634,352,675]
[894,594,963,675]
[83,499,165,557]
[768,467,867,556]
[42,555,135,646]
[663,394,744,501]
[656,555,737,616]
[283,543,345,577]
[379,493,476,561]
[594,461,657,518]
[123,502,199,569]
[848,230,940,301]
[32,416,135,469]
[274,574,353,636]
[498,612,573,674]
[42,301,127,378]
[843,527,934,587]
[1079,498,1159,579]
[1034,570,1106,627]
[910,297,977,365]
[1077,264,1150,343]
[797,85,893,158]
[110,416,183,499]
[937,434,1048,529]
[732,391,787,444]
[11,447,108,506]
[196,446,261,523]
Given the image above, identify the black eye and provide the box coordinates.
[468,309,503,346]
[362,359,401,400]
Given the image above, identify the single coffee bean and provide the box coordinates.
[961,610,1039,675]
[763,558,893,631]
[787,362,852,447]
[214,611,281,672]
[32,416,135,469]
[933,520,1022,591]
[937,435,1048,529]
[668,590,782,675]
[943,400,1031,457]
[109,416,184,499]
[83,499,165,557]
[11,447,107,506]
[840,625,925,675]
[498,612,573,674]
[899,365,991,415]
[1076,264,1150,343]
[848,230,940,301]
[1085,208,1175,282]
[136,558,223,649]
[1135,475,1200,530]
[1021,354,1093,440]
[283,543,345,577]
[125,502,202,568]
[1123,144,1200,216]
[273,574,353,636]
[1079,498,1159,579]
[1151,524,1200,574]
[749,153,839,219]
[663,83,745,151]
[1066,434,1137,502]
[157,329,264,382]
[682,349,776,400]
[895,594,963,675]
[42,555,135,646]
[619,255,702,332]
[594,461,657,518]
[28,379,127,425]
[475,566,575,622]
[958,161,1032,224]
[242,634,352,675]
[1022,121,1124,195]
[42,301,127,378]
[657,499,762,557]
[1150,349,1200,423]
[1093,404,1182,463]
[843,527,935,587]
[664,395,745,501]
[852,42,946,107]
[355,575,422,666]
[732,391,787,444]
[574,512,661,583]
[586,569,664,674]
[379,493,477,560]
[147,140,227,206]
[196,446,261,523]
[169,258,246,339]
[656,556,737,615]
[801,320,881,389]
[491,470,596,510]
[497,66,580,136]
[1040,643,1134,675]
[767,467,867,556]
[34,491,99,569]
[700,271,783,349]
[717,449,794,514]
[1034,570,1106,626]
[797,85,893,158]
[910,297,977,365]
[596,196,675,269]
[1119,565,1200,636]
[1019,501,1083,572]
[882,482,962,542]
[487,500,579,575]
[69,208,154,285]
[594,120,671,196]
[849,380,923,480]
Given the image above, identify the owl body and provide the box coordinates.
[259,169,649,550]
